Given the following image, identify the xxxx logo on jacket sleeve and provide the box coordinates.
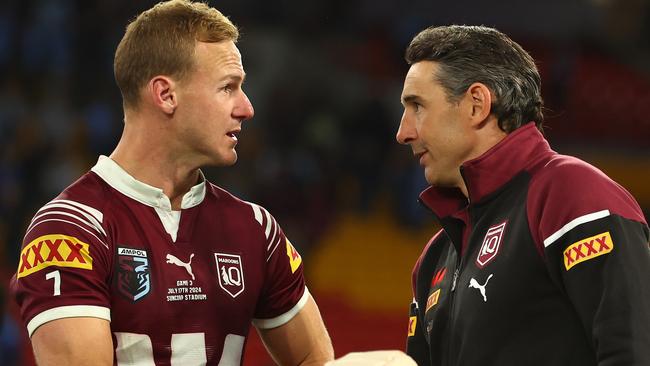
[17,234,93,278]
[564,232,614,270]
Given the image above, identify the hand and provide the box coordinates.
[325,350,416,366]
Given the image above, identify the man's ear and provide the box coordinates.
[465,82,492,127]
[148,76,177,115]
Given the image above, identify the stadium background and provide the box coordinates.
[0,0,649,364]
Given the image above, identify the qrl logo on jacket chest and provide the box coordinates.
[476,221,507,268]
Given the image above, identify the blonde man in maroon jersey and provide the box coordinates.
[10,1,334,365]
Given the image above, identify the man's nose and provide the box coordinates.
[234,92,254,121]
[396,112,416,144]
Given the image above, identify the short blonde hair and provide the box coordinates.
[114,0,239,109]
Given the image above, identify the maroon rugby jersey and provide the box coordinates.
[11,156,308,365]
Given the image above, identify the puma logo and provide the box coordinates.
[468,274,493,302]
[166,253,195,280]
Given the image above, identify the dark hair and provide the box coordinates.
[405,25,543,133]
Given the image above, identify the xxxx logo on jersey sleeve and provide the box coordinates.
[564,232,613,270]
[286,238,302,274]
[17,234,93,278]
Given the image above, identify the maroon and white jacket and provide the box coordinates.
[406,123,650,366]
[11,156,308,365]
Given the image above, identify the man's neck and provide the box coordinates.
[110,121,201,210]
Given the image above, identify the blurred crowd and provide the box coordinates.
[1,0,649,364]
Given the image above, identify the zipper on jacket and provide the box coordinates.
[446,164,471,366]
[445,253,462,366]
[446,237,473,366]
[450,267,460,292]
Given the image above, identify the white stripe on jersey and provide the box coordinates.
[268,220,278,250]
[218,334,245,366]
[248,202,277,240]
[114,332,156,366]
[247,201,282,260]
[266,235,283,262]
[34,201,107,236]
[27,305,110,337]
[252,288,310,329]
[543,209,611,247]
[263,209,273,239]
[24,218,109,249]
[250,203,264,226]
[30,210,103,237]
[51,199,104,223]
[170,333,207,365]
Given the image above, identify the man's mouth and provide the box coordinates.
[414,151,427,165]
[226,129,240,142]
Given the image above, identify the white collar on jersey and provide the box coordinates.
[91,155,206,211]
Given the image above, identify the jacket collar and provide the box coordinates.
[91,155,206,211]
[419,123,553,219]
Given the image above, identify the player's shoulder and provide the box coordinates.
[205,182,281,231]
[531,153,638,206]
[25,171,111,244]
[59,170,113,206]
[32,171,111,220]
[205,182,266,215]
[205,183,289,260]
[527,152,646,230]
[205,182,246,205]
[531,153,614,188]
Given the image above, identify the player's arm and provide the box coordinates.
[257,293,334,366]
[247,204,334,365]
[31,317,112,366]
[10,198,113,365]
[530,166,650,364]
[550,215,650,365]
[326,350,416,365]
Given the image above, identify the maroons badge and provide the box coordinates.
[476,222,507,268]
[215,253,245,298]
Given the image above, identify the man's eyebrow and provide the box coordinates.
[401,94,422,104]
[221,73,247,83]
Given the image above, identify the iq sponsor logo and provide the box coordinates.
[564,232,613,270]
[18,234,92,278]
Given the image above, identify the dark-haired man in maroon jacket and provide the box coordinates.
[398,25,650,366]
